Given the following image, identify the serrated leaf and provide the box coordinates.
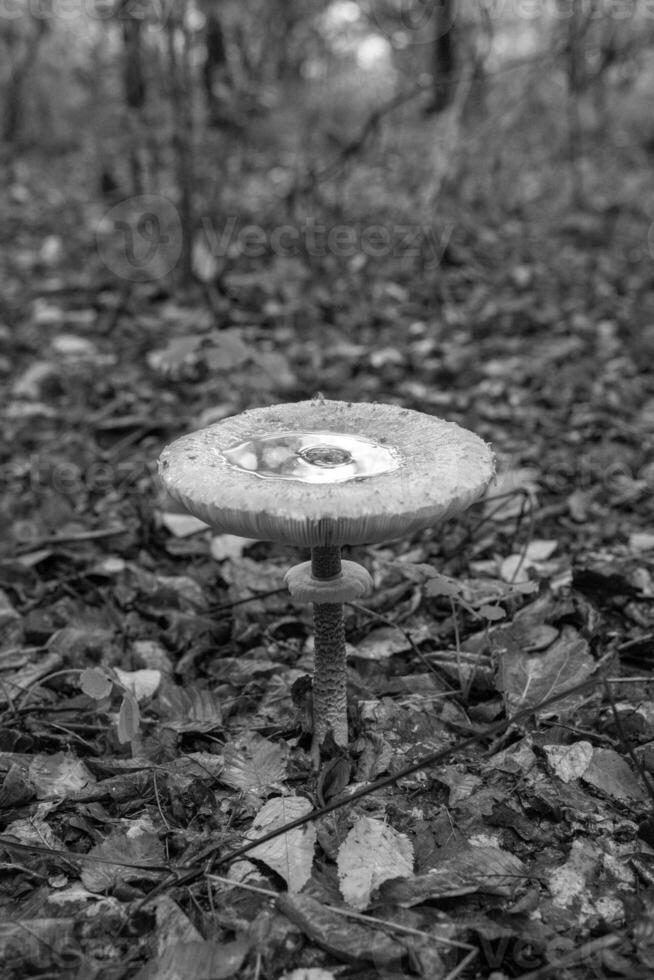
[159,684,223,733]
[81,820,164,893]
[246,796,315,892]
[337,816,414,910]
[221,735,287,800]
[80,667,113,701]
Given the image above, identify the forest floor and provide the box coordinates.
[1,93,654,980]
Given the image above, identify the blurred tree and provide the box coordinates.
[122,6,148,193]
[166,0,195,284]
[2,6,50,145]
[552,0,654,201]
[426,0,457,114]
[123,13,146,110]
[201,3,232,124]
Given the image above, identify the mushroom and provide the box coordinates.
[158,399,494,766]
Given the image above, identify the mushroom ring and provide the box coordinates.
[159,400,494,765]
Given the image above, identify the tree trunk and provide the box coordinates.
[123,16,146,110]
[203,9,230,120]
[122,13,148,194]
[3,15,49,145]
[426,0,457,115]
[166,3,195,284]
[565,0,586,205]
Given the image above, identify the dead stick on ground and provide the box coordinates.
[140,673,604,903]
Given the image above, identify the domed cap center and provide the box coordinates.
[222,431,400,485]
[298,445,353,467]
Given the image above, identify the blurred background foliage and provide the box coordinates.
[1,0,654,283]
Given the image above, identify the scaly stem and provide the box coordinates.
[310,545,347,765]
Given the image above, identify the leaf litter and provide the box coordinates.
[2,108,654,980]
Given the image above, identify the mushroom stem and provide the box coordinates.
[311,545,342,580]
[310,545,348,764]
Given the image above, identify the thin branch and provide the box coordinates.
[139,672,603,903]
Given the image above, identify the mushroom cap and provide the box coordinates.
[158,400,494,548]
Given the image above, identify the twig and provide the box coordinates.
[348,600,456,691]
[287,80,429,204]
[11,526,128,555]
[0,673,604,911]
[602,675,654,806]
[514,933,620,980]
[139,673,603,903]
[207,874,474,951]
[0,837,170,875]
[441,487,533,559]
[442,947,479,980]
[208,587,287,613]
[0,652,64,711]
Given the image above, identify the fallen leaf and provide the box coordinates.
[381,844,527,904]
[437,766,484,805]
[158,684,223,733]
[211,534,259,561]
[80,667,113,700]
[29,753,96,798]
[280,970,337,980]
[135,938,250,980]
[277,893,404,966]
[117,692,140,744]
[246,796,315,892]
[160,513,210,538]
[0,918,75,972]
[115,668,161,702]
[81,819,164,892]
[581,748,647,801]
[221,734,287,800]
[496,626,596,716]
[544,742,593,782]
[337,816,414,909]
[629,532,654,553]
